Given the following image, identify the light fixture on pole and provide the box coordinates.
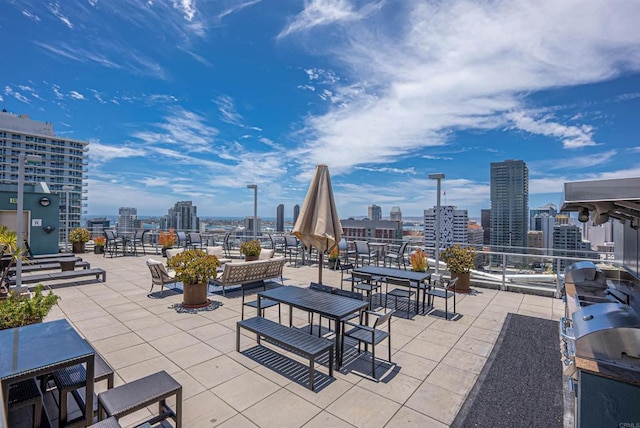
[16,154,42,294]
[428,173,445,275]
[246,184,258,241]
[62,185,73,253]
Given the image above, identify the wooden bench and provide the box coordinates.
[8,268,106,285]
[8,260,91,274]
[210,257,286,295]
[237,316,334,391]
[97,370,182,428]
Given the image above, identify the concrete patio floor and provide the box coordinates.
[28,251,563,427]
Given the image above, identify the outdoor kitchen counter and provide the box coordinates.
[575,357,640,386]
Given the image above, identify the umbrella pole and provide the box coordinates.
[318,253,323,284]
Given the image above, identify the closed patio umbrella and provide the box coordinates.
[293,164,343,284]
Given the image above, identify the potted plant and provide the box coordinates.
[411,249,428,272]
[327,245,340,270]
[1,285,60,329]
[239,240,261,262]
[69,227,90,254]
[93,236,106,254]
[439,244,477,292]
[159,229,177,257]
[166,249,221,308]
[0,226,25,296]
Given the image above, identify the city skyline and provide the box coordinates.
[1,1,640,219]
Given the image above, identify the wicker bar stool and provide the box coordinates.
[51,352,114,426]
[8,378,42,428]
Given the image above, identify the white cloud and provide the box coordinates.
[506,111,597,149]
[171,0,197,21]
[89,142,146,164]
[214,95,244,127]
[22,10,41,22]
[423,155,453,161]
[4,86,30,104]
[69,90,85,100]
[47,2,74,29]
[293,0,640,173]
[278,0,384,39]
[354,166,416,175]
[217,0,261,21]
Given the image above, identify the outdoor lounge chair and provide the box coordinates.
[146,259,178,296]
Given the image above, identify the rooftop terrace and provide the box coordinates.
[9,251,563,427]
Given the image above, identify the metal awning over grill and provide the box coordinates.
[562,177,640,225]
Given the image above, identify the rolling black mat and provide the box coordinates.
[451,313,563,428]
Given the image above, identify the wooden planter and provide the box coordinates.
[182,282,210,308]
[72,242,85,254]
[451,272,471,293]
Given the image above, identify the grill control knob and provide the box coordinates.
[582,314,594,321]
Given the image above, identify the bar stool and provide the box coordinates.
[51,352,114,426]
[8,378,42,428]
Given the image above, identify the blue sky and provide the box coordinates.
[1,0,640,220]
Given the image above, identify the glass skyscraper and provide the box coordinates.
[490,159,529,251]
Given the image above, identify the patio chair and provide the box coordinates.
[385,277,416,315]
[130,230,147,256]
[427,276,458,320]
[284,235,302,266]
[308,282,338,336]
[384,242,408,270]
[176,231,188,249]
[146,259,178,296]
[240,282,281,323]
[341,309,395,380]
[354,241,378,267]
[338,238,356,264]
[187,232,204,250]
[103,230,123,258]
[351,271,384,308]
[339,263,362,290]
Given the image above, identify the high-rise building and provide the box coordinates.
[481,209,491,245]
[582,221,613,250]
[490,159,529,251]
[244,216,261,237]
[163,201,199,231]
[293,204,300,226]
[276,204,285,232]
[553,224,598,272]
[424,205,469,249]
[0,111,88,232]
[341,218,402,243]
[530,203,557,230]
[86,218,110,234]
[390,206,402,222]
[368,204,382,221]
[117,207,137,233]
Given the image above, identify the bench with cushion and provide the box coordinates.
[8,268,106,285]
[237,316,334,391]
[97,370,182,428]
[210,257,286,295]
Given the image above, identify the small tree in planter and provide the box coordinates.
[158,229,177,257]
[69,228,91,253]
[1,285,60,329]
[439,244,477,292]
[93,236,106,254]
[410,249,428,272]
[167,249,221,308]
[327,245,340,270]
[239,240,261,261]
[0,226,27,296]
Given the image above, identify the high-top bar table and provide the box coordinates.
[352,265,432,314]
[0,319,95,426]
[257,286,369,366]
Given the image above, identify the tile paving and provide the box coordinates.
[19,250,559,427]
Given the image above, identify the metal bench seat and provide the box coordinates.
[8,268,106,285]
[97,370,182,427]
[237,316,334,390]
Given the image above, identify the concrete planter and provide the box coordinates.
[72,242,85,254]
[451,272,472,293]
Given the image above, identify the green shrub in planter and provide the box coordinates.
[0,285,60,329]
